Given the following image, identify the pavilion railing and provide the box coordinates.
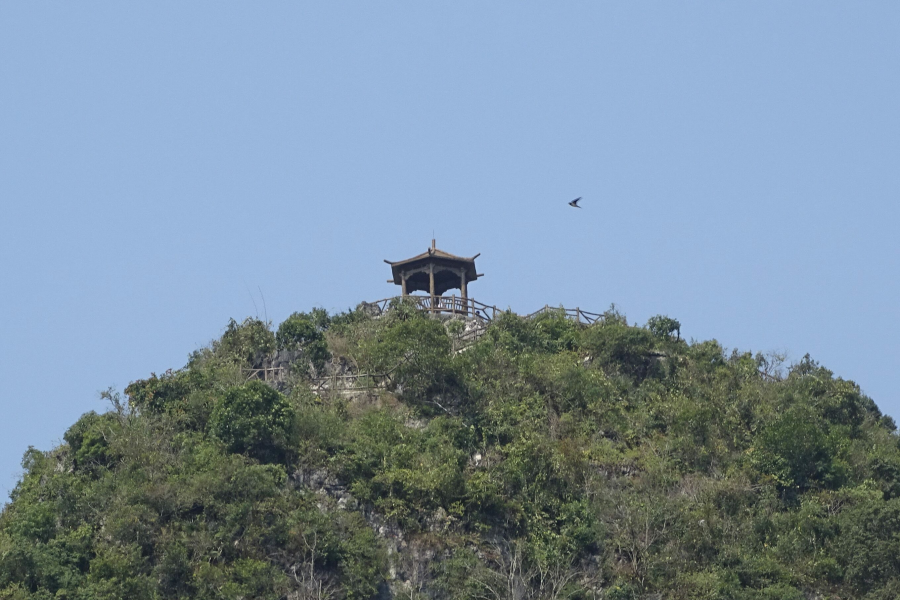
[364,295,499,322]
[522,305,604,325]
[364,296,604,326]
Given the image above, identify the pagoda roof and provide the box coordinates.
[385,247,478,268]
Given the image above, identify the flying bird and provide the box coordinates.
[569,197,582,208]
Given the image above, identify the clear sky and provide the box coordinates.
[1,3,898,501]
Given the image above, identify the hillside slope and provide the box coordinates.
[2,300,900,600]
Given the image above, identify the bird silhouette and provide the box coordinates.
[569,197,582,208]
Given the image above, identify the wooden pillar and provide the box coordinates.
[429,265,435,309]
[459,269,468,316]
[401,273,407,296]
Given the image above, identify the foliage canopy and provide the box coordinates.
[2,304,899,599]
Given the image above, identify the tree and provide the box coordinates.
[646,315,681,340]
[209,381,296,463]
[216,317,276,367]
[277,310,331,373]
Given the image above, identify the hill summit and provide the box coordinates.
[2,300,899,600]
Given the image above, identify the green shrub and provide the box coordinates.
[485,310,578,355]
[579,321,658,380]
[124,370,190,414]
[751,407,846,491]
[215,317,275,367]
[63,411,119,472]
[209,381,296,463]
[276,309,331,372]
[646,314,681,340]
[355,308,455,401]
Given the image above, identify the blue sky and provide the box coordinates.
[1,3,898,500]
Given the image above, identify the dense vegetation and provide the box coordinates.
[3,300,900,599]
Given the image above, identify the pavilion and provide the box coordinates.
[384,240,482,305]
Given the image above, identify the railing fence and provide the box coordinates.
[244,297,605,388]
